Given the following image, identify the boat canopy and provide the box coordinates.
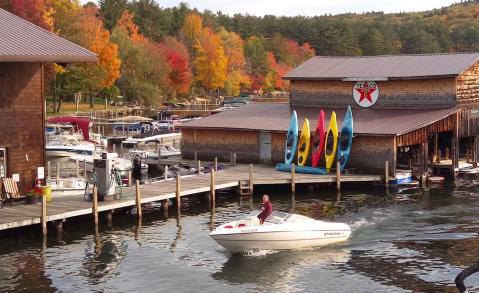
[46,117,97,144]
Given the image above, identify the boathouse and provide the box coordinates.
[180,53,479,178]
[0,9,98,191]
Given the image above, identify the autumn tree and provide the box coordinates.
[194,27,227,92]
[159,36,193,97]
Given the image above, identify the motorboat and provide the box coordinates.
[210,211,351,253]
[46,135,95,157]
[70,151,148,175]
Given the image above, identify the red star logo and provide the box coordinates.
[355,81,376,103]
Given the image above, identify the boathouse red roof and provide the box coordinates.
[283,53,479,81]
[0,8,98,63]
[179,103,459,136]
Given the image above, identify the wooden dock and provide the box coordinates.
[0,164,382,232]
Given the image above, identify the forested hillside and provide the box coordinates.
[1,0,479,109]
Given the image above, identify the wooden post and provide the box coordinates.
[158,147,162,170]
[437,150,441,163]
[467,149,470,163]
[93,186,98,227]
[47,161,51,181]
[214,157,218,171]
[127,128,129,138]
[120,143,124,156]
[102,126,105,136]
[291,163,296,194]
[105,210,113,227]
[194,150,197,162]
[128,169,132,187]
[83,159,87,177]
[176,174,181,207]
[336,161,341,191]
[136,180,142,217]
[164,165,168,181]
[230,152,234,167]
[54,220,63,234]
[211,169,215,203]
[234,153,236,166]
[97,125,100,134]
[249,164,254,195]
[446,148,449,160]
[75,159,79,176]
[56,162,60,185]
[434,132,438,156]
[161,199,168,211]
[41,194,47,236]
[385,161,389,188]
[198,160,202,174]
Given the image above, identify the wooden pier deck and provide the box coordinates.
[0,164,382,231]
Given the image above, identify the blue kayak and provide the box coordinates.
[337,106,353,170]
[276,163,327,175]
[285,110,298,165]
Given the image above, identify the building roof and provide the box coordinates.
[282,53,479,81]
[0,9,98,63]
[179,103,459,136]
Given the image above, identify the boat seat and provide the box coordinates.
[235,217,260,228]
[242,216,260,226]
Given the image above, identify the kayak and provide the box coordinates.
[285,110,298,165]
[276,163,327,175]
[297,118,310,166]
[325,111,338,173]
[337,106,353,170]
[312,110,325,167]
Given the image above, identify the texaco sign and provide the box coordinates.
[352,81,379,108]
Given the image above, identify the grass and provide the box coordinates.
[45,95,127,117]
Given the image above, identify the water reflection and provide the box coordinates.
[212,248,351,291]
[171,209,182,250]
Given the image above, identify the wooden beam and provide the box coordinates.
[211,169,215,203]
[249,164,254,195]
[291,163,296,194]
[41,194,47,236]
[136,180,142,218]
[93,186,98,228]
[336,161,341,191]
[176,174,181,207]
[385,161,389,188]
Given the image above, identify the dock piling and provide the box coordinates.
[41,194,47,236]
[47,161,51,181]
[83,159,87,177]
[136,180,142,218]
[176,174,181,207]
[385,161,389,188]
[161,199,168,212]
[105,210,113,227]
[230,152,233,166]
[120,143,124,156]
[54,220,63,235]
[234,153,236,166]
[75,159,79,176]
[164,165,168,181]
[215,157,218,171]
[198,160,202,174]
[128,170,132,187]
[249,164,254,195]
[93,187,98,227]
[158,147,162,171]
[291,163,296,194]
[336,162,341,191]
[56,162,60,185]
[211,169,215,203]
[437,150,441,163]
[194,150,197,163]
[446,148,449,160]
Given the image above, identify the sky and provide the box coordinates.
[85,0,458,17]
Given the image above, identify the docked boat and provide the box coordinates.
[337,106,353,170]
[210,211,351,253]
[325,111,338,172]
[297,118,310,166]
[46,135,95,157]
[285,111,298,165]
[388,171,412,185]
[312,110,326,167]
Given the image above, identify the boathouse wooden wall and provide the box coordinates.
[457,63,479,107]
[0,63,45,191]
[289,78,456,109]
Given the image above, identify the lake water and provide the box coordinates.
[2,176,479,293]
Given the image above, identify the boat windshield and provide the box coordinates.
[243,210,262,219]
[283,214,315,225]
[265,211,289,224]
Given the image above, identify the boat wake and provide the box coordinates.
[241,249,278,258]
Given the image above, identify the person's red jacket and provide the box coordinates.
[258,201,273,223]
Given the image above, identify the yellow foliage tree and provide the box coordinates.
[194,27,227,92]
[181,13,203,42]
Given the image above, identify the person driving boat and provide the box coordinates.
[258,194,273,224]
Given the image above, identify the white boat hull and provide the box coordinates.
[210,211,351,253]
[211,229,351,253]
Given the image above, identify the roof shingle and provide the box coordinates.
[0,9,98,63]
[282,53,479,81]
[179,103,459,136]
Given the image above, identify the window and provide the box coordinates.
[0,148,6,179]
